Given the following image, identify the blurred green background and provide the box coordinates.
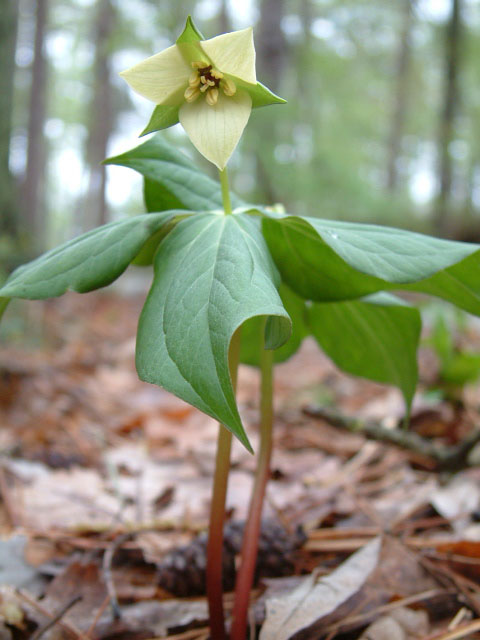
[1,0,480,273]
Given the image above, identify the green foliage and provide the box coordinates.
[4,138,480,448]
[105,135,245,212]
[136,212,290,450]
[309,293,421,411]
[426,312,480,396]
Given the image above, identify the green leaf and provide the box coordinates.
[262,214,480,314]
[136,212,291,450]
[105,135,245,212]
[403,252,480,316]
[308,292,421,412]
[0,212,176,301]
[141,105,180,136]
[240,284,307,366]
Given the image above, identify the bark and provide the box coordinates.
[24,0,48,249]
[218,0,231,34]
[83,0,115,230]
[435,0,462,235]
[0,0,19,239]
[257,0,287,94]
[386,0,414,192]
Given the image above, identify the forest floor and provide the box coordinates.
[2,291,480,639]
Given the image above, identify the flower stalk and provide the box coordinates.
[231,319,274,640]
[219,168,233,215]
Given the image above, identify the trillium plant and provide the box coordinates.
[2,16,480,640]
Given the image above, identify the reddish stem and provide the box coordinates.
[206,327,241,640]
[230,328,274,640]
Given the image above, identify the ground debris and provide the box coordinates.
[1,293,480,639]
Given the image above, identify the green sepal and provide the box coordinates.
[140,105,180,136]
[0,212,178,301]
[234,79,287,109]
[176,15,205,44]
[136,212,291,451]
[308,292,421,415]
[176,16,209,67]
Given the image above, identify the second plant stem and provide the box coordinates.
[231,321,274,640]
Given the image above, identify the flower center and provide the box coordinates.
[184,61,237,107]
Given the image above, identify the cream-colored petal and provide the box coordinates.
[120,44,191,105]
[200,28,256,84]
[179,91,252,170]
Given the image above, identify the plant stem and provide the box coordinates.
[219,168,233,215]
[231,321,274,640]
[206,327,241,640]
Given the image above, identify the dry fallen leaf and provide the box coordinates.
[260,536,381,640]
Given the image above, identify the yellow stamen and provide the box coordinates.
[206,88,219,106]
[222,78,237,96]
[189,72,200,88]
[184,86,200,102]
[200,83,209,93]
[200,75,207,84]
[211,69,224,80]
[191,60,208,69]
[207,79,215,87]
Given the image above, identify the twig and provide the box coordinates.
[426,618,480,640]
[85,593,111,638]
[30,595,82,640]
[303,406,480,471]
[324,588,456,636]
[16,589,89,640]
[0,461,18,527]
[102,532,132,620]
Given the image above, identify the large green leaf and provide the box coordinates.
[308,293,421,412]
[0,212,176,314]
[105,135,245,213]
[262,214,480,314]
[240,284,307,366]
[136,212,291,450]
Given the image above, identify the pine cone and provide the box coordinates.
[156,520,305,597]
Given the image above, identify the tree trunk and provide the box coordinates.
[435,0,462,235]
[386,0,414,192]
[218,0,231,34]
[24,0,48,250]
[0,0,19,240]
[83,0,115,231]
[257,0,287,94]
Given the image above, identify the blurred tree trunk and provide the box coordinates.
[24,0,48,249]
[435,0,462,235]
[83,0,115,230]
[257,0,287,93]
[218,0,231,34]
[254,0,287,203]
[386,0,414,192]
[0,0,19,240]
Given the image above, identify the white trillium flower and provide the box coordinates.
[120,17,285,170]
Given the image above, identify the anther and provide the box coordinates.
[191,60,208,69]
[200,75,207,84]
[206,88,219,106]
[200,83,209,93]
[222,78,236,96]
[189,72,200,88]
[211,69,224,80]
[207,79,215,87]
[184,86,200,102]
